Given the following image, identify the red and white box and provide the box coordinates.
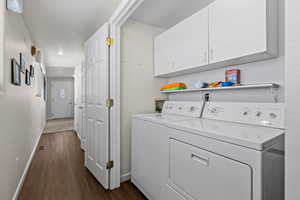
[225,69,241,85]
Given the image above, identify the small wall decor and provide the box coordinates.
[6,0,23,14]
[11,58,21,86]
[30,65,34,77]
[25,69,31,85]
[19,53,26,73]
[31,46,37,56]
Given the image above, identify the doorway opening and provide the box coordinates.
[45,77,75,133]
[47,77,74,120]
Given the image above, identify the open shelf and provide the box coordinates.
[161,83,280,94]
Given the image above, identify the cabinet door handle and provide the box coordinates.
[210,49,214,60]
[191,153,209,167]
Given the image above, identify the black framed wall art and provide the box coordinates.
[11,58,21,86]
[30,65,34,77]
[19,53,26,73]
[25,69,31,85]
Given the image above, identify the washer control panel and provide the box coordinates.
[203,102,285,128]
[162,101,204,118]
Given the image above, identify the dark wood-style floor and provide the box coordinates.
[18,131,147,200]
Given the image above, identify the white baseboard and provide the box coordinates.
[75,131,81,141]
[131,177,152,199]
[120,172,131,183]
[81,139,86,151]
[12,132,42,200]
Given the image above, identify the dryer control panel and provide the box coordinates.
[162,101,204,118]
[203,102,285,129]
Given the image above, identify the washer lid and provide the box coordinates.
[168,118,284,151]
[133,113,193,125]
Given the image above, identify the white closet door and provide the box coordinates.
[81,60,87,151]
[81,110,87,150]
[85,23,110,189]
[209,0,267,63]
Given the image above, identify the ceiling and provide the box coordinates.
[23,0,121,67]
[131,0,215,29]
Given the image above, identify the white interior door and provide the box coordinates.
[47,78,74,119]
[85,23,110,189]
[74,63,86,147]
[81,60,87,150]
[75,106,84,138]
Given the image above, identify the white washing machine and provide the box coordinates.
[132,101,284,200]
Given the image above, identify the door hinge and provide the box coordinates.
[106,160,114,169]
[106,98,114,108]
[106,37,114,46]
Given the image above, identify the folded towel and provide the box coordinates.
[160,82,187,91]
[162,86,187,91]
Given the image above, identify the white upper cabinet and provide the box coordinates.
[154,31,173,75]
[209,0,277,64]
[154,0,278,77]
[154,7,209,76]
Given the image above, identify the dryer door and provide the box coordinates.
[166,139,252,200]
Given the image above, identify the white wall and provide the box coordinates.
[120,20,167,178]
[46,66,75,78]
[285,1,300,199]
[168,0,285,103]
[0,7,46,200]
[0,0,4,92]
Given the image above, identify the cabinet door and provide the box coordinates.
[154,7,209,76]
[172,7,209,71]
[209,0,267,63]
[154,31,174,76]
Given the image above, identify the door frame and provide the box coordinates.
[46,77,75,120]
[109,0,144,189]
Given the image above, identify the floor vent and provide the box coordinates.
[38,146,45,151]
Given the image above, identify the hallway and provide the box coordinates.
[18,131,146,200]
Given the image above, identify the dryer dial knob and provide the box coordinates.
[190,106,196,112]
[269,113,277,119]
[256,112,262,117]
